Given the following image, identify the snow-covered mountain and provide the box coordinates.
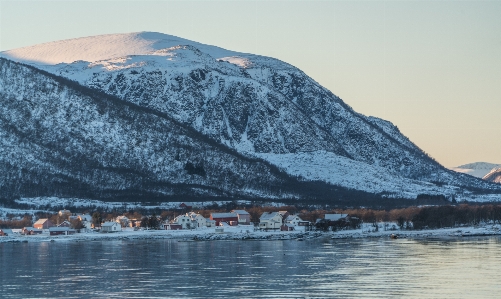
[1,32,501,203]
[450,162,501,178]
[483,168,501,184]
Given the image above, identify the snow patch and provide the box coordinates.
[218,56,252,68]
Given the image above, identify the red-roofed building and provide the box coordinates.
[210,213,238,226]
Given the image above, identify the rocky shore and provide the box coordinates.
[2,224,501,244]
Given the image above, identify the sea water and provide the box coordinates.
[1,236,501,298]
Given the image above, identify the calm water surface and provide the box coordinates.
[1,236,501,298]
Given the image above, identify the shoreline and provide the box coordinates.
[331,224,501,240]
[2,224,501,243]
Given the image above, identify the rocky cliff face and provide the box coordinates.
[1,32,500,202]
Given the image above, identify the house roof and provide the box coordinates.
[101,222,120,227]
[231,210,249,215]
[285,215,303,222]
[211,213,237,218]
[325,214,348,221]
[34,218,50,225]
[174,215,190,221]
[57,220,71,226]
[260,212,281,220]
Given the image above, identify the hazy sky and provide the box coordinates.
[1,0,500,167]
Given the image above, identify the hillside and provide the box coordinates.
[1,32,501,203]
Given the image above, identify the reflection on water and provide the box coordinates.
[1,237,501,298]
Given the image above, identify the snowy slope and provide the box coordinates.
[483,167,501,184]
[449,162,501,178]
[0,58,304,201]
[255,151,460,198]
[2,32,501,202]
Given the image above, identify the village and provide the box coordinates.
[0,203,360,239]
[4,203,501,242]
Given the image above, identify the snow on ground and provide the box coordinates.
[0,207,44,218]
[218,56,252,68]
[2,223,500,244]
[12,197,253,211]
[331,223,501,240]
[0,226,316,244]
[255,151,456,198]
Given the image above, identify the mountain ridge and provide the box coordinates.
[1,32,501,203]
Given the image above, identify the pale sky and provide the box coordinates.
[1,0,500,167]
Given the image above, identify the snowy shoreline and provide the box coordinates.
[0,226,320,244]
[2,224,501,244]
[331,224,501,240]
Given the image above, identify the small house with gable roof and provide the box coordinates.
[33,219,55,230]
[231,210,251,225]
[188,212,207,228]
[259,212,283,230]
[101,222,121,233]
[172,214,194,229]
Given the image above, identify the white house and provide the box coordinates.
[172,214,194,229]
[205,219,216,227]
[259,212,283,230]
[284,215,302,226]
[285,215,310,232]
[188,212,207,228]
[101,222,122,233]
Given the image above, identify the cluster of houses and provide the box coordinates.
[0,210,94,236]
[0,206,355,237]
[165,210,313,232]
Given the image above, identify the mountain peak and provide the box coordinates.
[0,31,237,65]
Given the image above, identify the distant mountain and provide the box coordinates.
[450,162,501,178]
[1,32,500,203]
[483,168,501,184]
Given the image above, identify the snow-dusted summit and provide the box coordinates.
[1,32,501,203]
[483,167,501,184]
[449,162,501,178]
[1,32,234,65]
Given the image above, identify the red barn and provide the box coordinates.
[179,203,192,209]
[210,213,238,226]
